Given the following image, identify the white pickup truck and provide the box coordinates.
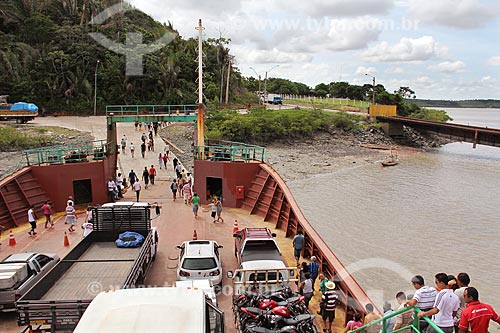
[0,252,59,311]
[230,228,297,294]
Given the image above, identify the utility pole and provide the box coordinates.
[264,65,279,103]
[196,19,205,149]
[93,60,100,116]
[250,67,262,104]
[225,59,230,104]
[365,73,376,105]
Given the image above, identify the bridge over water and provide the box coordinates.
[377,115,500,148]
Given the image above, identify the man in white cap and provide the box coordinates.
[321,281,338,333]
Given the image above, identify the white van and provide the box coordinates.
[73,287,224,333]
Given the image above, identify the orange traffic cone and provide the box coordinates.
[8,231,16,246]
[193,229,197,240]
[233,220,239,234]
[63,232,70,247]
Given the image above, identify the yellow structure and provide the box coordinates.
[369,105,397,117]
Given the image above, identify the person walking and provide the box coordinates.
[149,165,156,185]
[141,141,146,158]
[129,169,137,186]
[173,157,178,170]
[66,201,77,233]
[308,256,320,289]
[158,153,163,169]
[120,134,127,154]
[130,142,135,158]
[300,272,314,308]
[182,182,192,204]
[133,179,141,202]
[27,205,37,236]
[321,281,339,333]
[293,230,305,265]
[458,287,500,333]
[209,199,217,222]
[142,167,149,189]
[42,201,52,228]
[215,197,224,223]
[163,153,169,169]
[63,196,74,224]
[318,272,329,295]
[170,180,178,201]
[191,193,200,217]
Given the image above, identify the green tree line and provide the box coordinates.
[0,0,245,112]
[0,0,450,123]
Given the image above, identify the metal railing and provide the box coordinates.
[105,104,198,116]
[350,306,444,333]
[23,140,108,166]
[194,140,266,162]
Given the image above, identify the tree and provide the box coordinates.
[394,86,416,99]
[314,83,328,97]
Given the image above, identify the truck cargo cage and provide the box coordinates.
[16,203,157,333]
[92,204,151,233]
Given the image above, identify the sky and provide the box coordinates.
[126,0,500,100]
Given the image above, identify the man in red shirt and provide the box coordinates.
[458,287,500,333]
[149,165,156,185]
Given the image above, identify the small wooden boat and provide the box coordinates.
[381,149,399,166]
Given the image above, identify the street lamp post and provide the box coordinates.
[94,60,100,116]
[365,73,375,105]
[264,64,279,103]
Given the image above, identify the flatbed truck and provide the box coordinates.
[16,202,158,332]
[0,97,39,123]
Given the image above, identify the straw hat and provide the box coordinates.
[326,281,336,290]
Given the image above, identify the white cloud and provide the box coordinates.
[271,16,384,55]
[237,48,313,64]
[408,0,500,28]
[287,0,394,17]
[355,66,377,76]
[361,36,448,62]
[385,67,405,74]
[427,61,466,73]
[487,56,500,66]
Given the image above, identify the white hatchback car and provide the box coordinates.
[176,240,223,287]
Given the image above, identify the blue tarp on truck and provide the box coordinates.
[10,102,38,112]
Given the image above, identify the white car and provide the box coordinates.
[176,240,223,287]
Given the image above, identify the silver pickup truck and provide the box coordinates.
[0,252,59,311]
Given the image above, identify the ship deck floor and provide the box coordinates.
[0,118,348,333]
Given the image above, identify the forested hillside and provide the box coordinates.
[0,0,245,112]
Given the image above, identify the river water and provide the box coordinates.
[289,108,500,311]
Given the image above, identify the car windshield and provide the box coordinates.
[183,257,217,270]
